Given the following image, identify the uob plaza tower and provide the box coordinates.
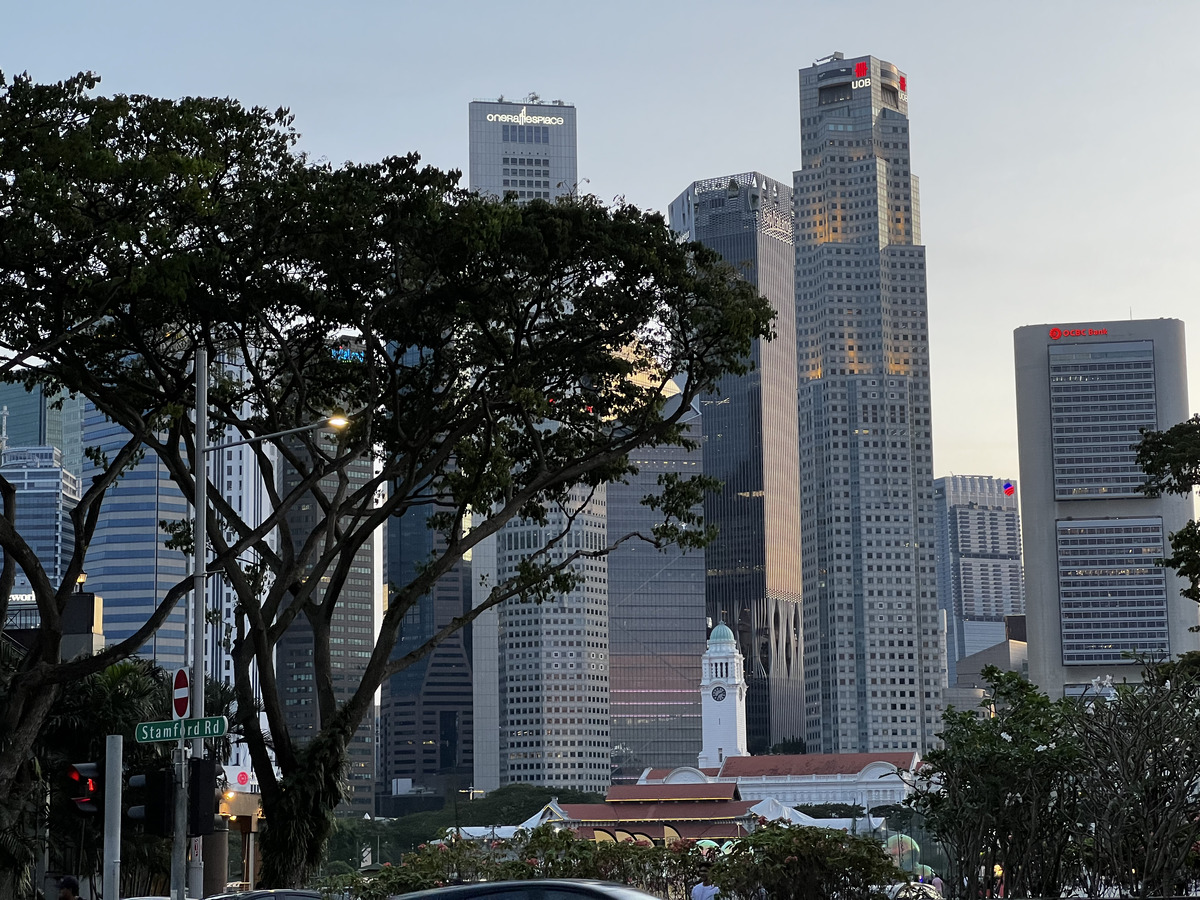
[793,54,946,753]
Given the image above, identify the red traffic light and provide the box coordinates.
[68,763,102,814]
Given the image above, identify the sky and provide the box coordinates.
[5,0,1199,480]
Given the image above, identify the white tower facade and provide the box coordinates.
[698,622,749,768]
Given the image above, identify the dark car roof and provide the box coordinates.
[395,880,664,900]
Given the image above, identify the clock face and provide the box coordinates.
[711,685,727,702]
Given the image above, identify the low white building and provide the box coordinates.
[638,751,917,810]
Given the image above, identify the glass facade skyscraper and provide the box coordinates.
[82,404,190,667]
[794,54,946,752]
[276,429,378,814]
[1015,319,1198,696]
[607,395,706,782]
[379,510,474,801]
[668,172,804,753]
[0,446,80,597]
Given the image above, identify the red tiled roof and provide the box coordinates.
[719,752,915,777]
[557,800,757,824]
[606,783,739,803]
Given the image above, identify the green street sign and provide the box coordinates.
[135,716,229,743]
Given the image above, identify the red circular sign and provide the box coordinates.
[237,771,249,786]
[1049,327,1062,340]
[172,668,190,718]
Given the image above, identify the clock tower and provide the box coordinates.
[698,619,749,768]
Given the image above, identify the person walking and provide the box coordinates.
[692,866,719,900]
[57,876,81,900]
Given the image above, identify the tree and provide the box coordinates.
[1065,666,1200,899]
[1137,413,1200,609]
[712,821,895,900]
[0,72,774,886]
[904,668,1079,900]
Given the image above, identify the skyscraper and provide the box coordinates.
[379,510,474,803]
[493,486,610,789]
[276,427,379,813]
[83,404,190,667]
[1014,319,1198,697]
[0,383,84,478]
[607,393,706,782]
[794,54,946,752]
[933,476,1025,682]
[668,172,803,753]
[0,446,80,597]
[468,98,577,202]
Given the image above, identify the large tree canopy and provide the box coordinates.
[0,71,774,885]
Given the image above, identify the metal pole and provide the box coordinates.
[189,345,208,898]
[104,735,122,899]
[171,741,189,900]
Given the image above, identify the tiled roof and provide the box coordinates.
[719,752,915,777]
[606,783,739,803]
[557,800,758,824]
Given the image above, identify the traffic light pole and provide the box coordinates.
[104,735,122,898]
[170,740,189,900]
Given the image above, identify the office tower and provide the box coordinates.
[668,172,803,753]
[378,510,474,804]
[0,383,84,479]
[607,393,706,783]
[794,54,946,752]
[933,476,1025,682]
[495,486,610,789]
[1014,319,1198,696]
[0,447,80,597]
[275,428,378,813]
[468,97,578,201]
[83,404,190,667]
[470,527,501,792]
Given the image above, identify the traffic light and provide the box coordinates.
[128,768,175,838]
[66,762,101,815]
[188,757,218,836]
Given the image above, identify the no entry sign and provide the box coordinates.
[172,668,190,719]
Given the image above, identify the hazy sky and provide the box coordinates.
[5,1,1198,480]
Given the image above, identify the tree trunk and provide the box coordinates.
[257,717,353,887]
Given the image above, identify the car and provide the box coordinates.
[885,884,942,900]
[206,892,323,900]
[390,880,669,900]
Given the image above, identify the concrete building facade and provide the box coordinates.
[468,98,577,202]
[934,475,1025,681]
[1015,319,1198,696]
[793,53,946,752]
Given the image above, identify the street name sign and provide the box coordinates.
[135,716,228,743]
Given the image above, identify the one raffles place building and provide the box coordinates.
[1015,319,1199,697]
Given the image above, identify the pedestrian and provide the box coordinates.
[692,866,719,900]
[932,873,945,896]
[58,876,81,900]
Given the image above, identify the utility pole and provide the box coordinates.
[103,735,122,898]
[188,345,209,898]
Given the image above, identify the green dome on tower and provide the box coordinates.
[708,621,736,646]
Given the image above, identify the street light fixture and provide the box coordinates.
[181,346,352,899]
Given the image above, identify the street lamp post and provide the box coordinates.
[183,346,349,899]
